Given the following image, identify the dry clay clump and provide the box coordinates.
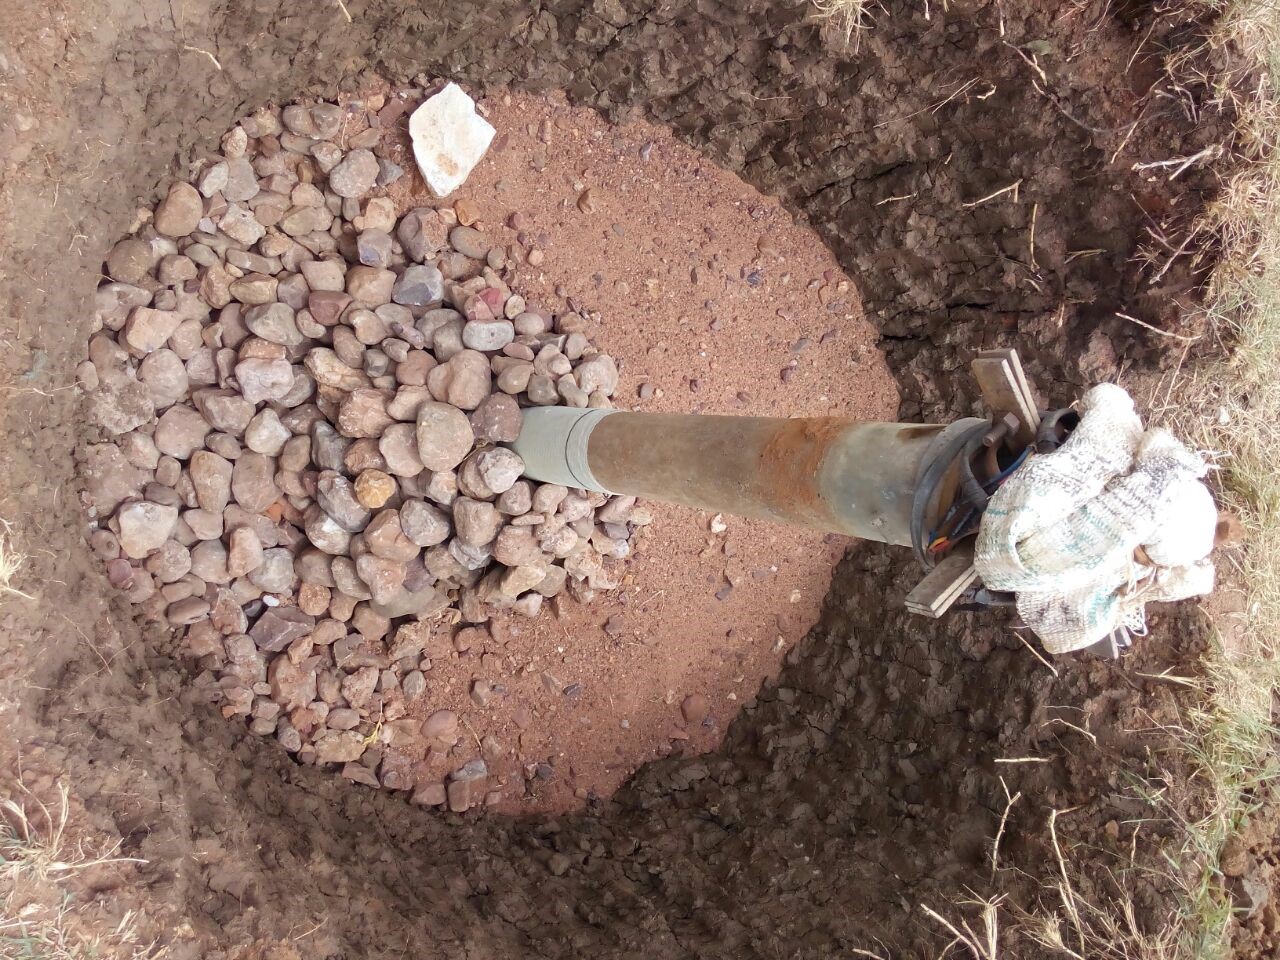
[76,97,647,810]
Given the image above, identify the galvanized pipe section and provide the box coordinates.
[510,408,976,547]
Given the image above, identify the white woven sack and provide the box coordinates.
[975,383,1217,653]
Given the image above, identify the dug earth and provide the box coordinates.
[76,86,897,814]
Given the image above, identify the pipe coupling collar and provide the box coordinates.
[508,406,617,493]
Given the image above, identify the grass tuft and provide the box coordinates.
[0,783,154,959]
[813,1,1280,956]
[812,0,879,51]
[1160,1,1280,955]
[0,521,33,601]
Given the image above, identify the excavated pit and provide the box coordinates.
[0,1,1225,956]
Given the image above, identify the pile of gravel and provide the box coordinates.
[76,97,645,809]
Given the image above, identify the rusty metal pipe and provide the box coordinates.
[511,408,981,547]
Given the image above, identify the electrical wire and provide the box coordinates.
[924,446,1035,556]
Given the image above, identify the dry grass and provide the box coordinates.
[0,521,32,601]
[1152,1,1280,956]
[1008,1,1280,955]
[0,782,155,958]
[813,0,879,51]
[993,2,1280,953]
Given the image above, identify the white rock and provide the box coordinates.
[409,83,495,198]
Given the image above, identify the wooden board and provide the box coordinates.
[972,355,1038,447]
[981,348,1038,414]
[905,543,979,618]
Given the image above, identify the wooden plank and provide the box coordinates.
[975,353,1038,426]
[978,348,1039,430]
[905,569,975,616]
[972,356,1038,447]
[905,543,979,618]
[905,571,977,617]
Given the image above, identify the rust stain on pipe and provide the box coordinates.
[584,413,945,543]
[757,417,854,527]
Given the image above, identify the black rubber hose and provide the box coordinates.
[909,420,992,569]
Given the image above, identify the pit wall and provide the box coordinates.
[0,0,1216,956]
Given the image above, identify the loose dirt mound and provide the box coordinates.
[0,0,1249,957]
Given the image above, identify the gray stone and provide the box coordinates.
[184,508,224,541]
[300,259,346,292]
[453,497,500,547]
[462,318,515,352]
[429,350,491,410]
[397,208,447,262]
[416,401,474,471]
[469,393,522,442]
[386,385,432,421]
[168,596,211,625]
[400,499,451,547]
[449,225,487,259]
[223,157,260,203]
[244,408,291,455]
[154,404,209,459]
[356,554,407,604]
[123,307,182,354]
[236,358,295,404]
[392,264,444,308]
[424,469,458,507]
[531,483,568,512]
[199,391,255,433]
[329,149,379,198]
[197,161,229,198]
[575,354,619,396]
[189,450,234,512]
[244,303,303,347]
[154,182,203,238]
[315,731,365,763]
[231,452,279,513]
[311,422,349,472]
[304,348,368,391]
[496,362,534,395]
[331,556,372,601]
[526,373,558,405]
[495,480,532,516]
[249,606,315,652]
[377,157,404,187]
[116,501,179,558]
[227,527,264,577]
[219,204,266,245]
[283,103,342,139]
[356,230,394,268]
[106,238,153,284]
[304,504,352,555]
[316,473,371,532]
[249,547,298,594]
[89,377,155,436]
[348,309,388,346]
[190,540,230,584]
[137,349,189,409]
[346,266,396,306]
[493,526,543,567]
[280,206,334,236]
[269,654,317,711]
[379,422,424,477]
[337,388,394,439]
[94,282,153,330]
[157,253,197,286]
[475,447,524,495]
